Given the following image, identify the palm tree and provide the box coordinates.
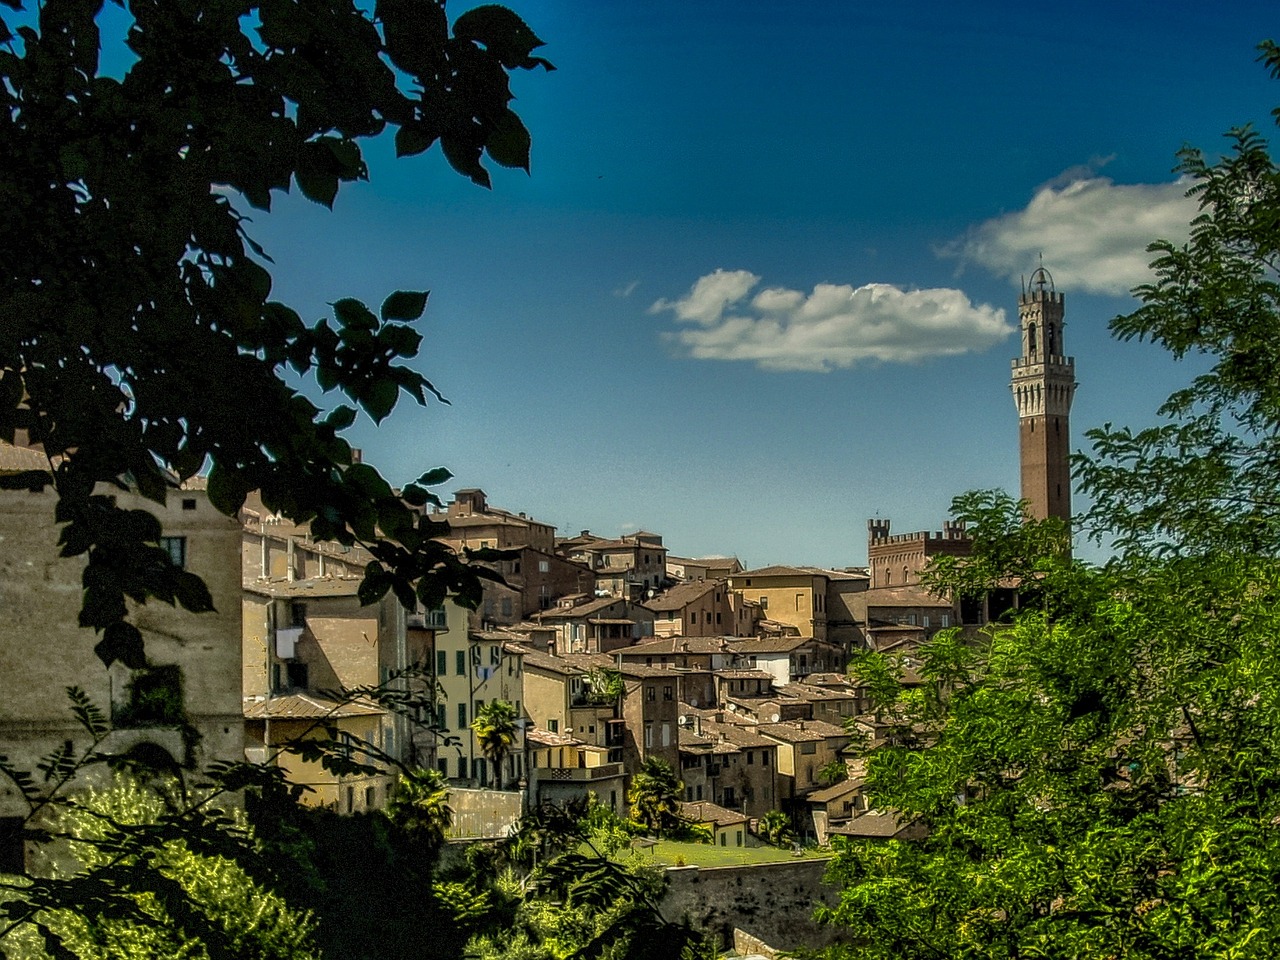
[627,757,684,836]
[471,699,519,789]
[385,767,454,854]
[756,809,794,848]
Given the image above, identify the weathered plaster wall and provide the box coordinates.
[660,859,848,953]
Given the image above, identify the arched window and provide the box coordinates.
[1027,322,1037,355]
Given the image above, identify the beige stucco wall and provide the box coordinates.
[247,714,392,811]
[729,573,828,640]
[0,486,244,818]
[432,599,526,785]
[522,664,572,734]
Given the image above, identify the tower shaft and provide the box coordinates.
[1010,272,1076,522]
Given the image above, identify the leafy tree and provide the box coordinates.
[818,44,1280,958]
[448,799,712,960]
[0,774,320,960]
[384,767,454,857]
[626,758,684,838]
[471,699,519,790]
[0,0,553,669]
[816,760,848,788]
[1078,40,1280,557]
[755,809,793,849]
[583,669,624,705]
[820,504,1280,958]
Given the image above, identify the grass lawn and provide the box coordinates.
[622,838,832,869]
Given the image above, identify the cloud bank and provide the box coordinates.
[651,269,1011,372]
[945,175,1196,296]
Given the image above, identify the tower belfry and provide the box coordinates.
[1010,266,1076,522]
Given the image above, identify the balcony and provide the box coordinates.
[541,763,624,782]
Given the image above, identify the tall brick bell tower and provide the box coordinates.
[1010,265,1076,522]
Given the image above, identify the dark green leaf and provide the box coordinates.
[395,124,436,157]
[363,378,399,423]
[173,571,216,614]
[380,290,429,322]
[454,5,549,68]
[325,405,358,430]
[95,622,146,669]
[295,166,339,208]
[485,109,532,171]
[332,298,379,331]
[206,463,249,517]
[415,467,453,487]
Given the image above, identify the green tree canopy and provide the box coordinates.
[385,766,454,856]
[626,757,684,838]
[1079,41,1280,558]
[471,699,518,790]
[1,774,320,959]
[0,0,552,668]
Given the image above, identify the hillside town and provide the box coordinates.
[0,271,1074,876]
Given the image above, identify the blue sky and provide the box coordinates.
[244,1,1277,568]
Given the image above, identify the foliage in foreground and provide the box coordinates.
[1,0,553,669]
[824,522,1280,958]
[463,798,713,960]
[0,777,319,960]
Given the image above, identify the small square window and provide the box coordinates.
[181,498,197,511]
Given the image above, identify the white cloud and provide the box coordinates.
[613,279,640,298]
[944,174,1196,296]
[650,269,759,325]
[651,273,1011,373]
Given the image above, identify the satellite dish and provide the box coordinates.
[769,713,780,723]
[677,716,689,727]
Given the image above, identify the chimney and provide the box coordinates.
[350,448,363,464]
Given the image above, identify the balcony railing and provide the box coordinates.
[540,763,624,782]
